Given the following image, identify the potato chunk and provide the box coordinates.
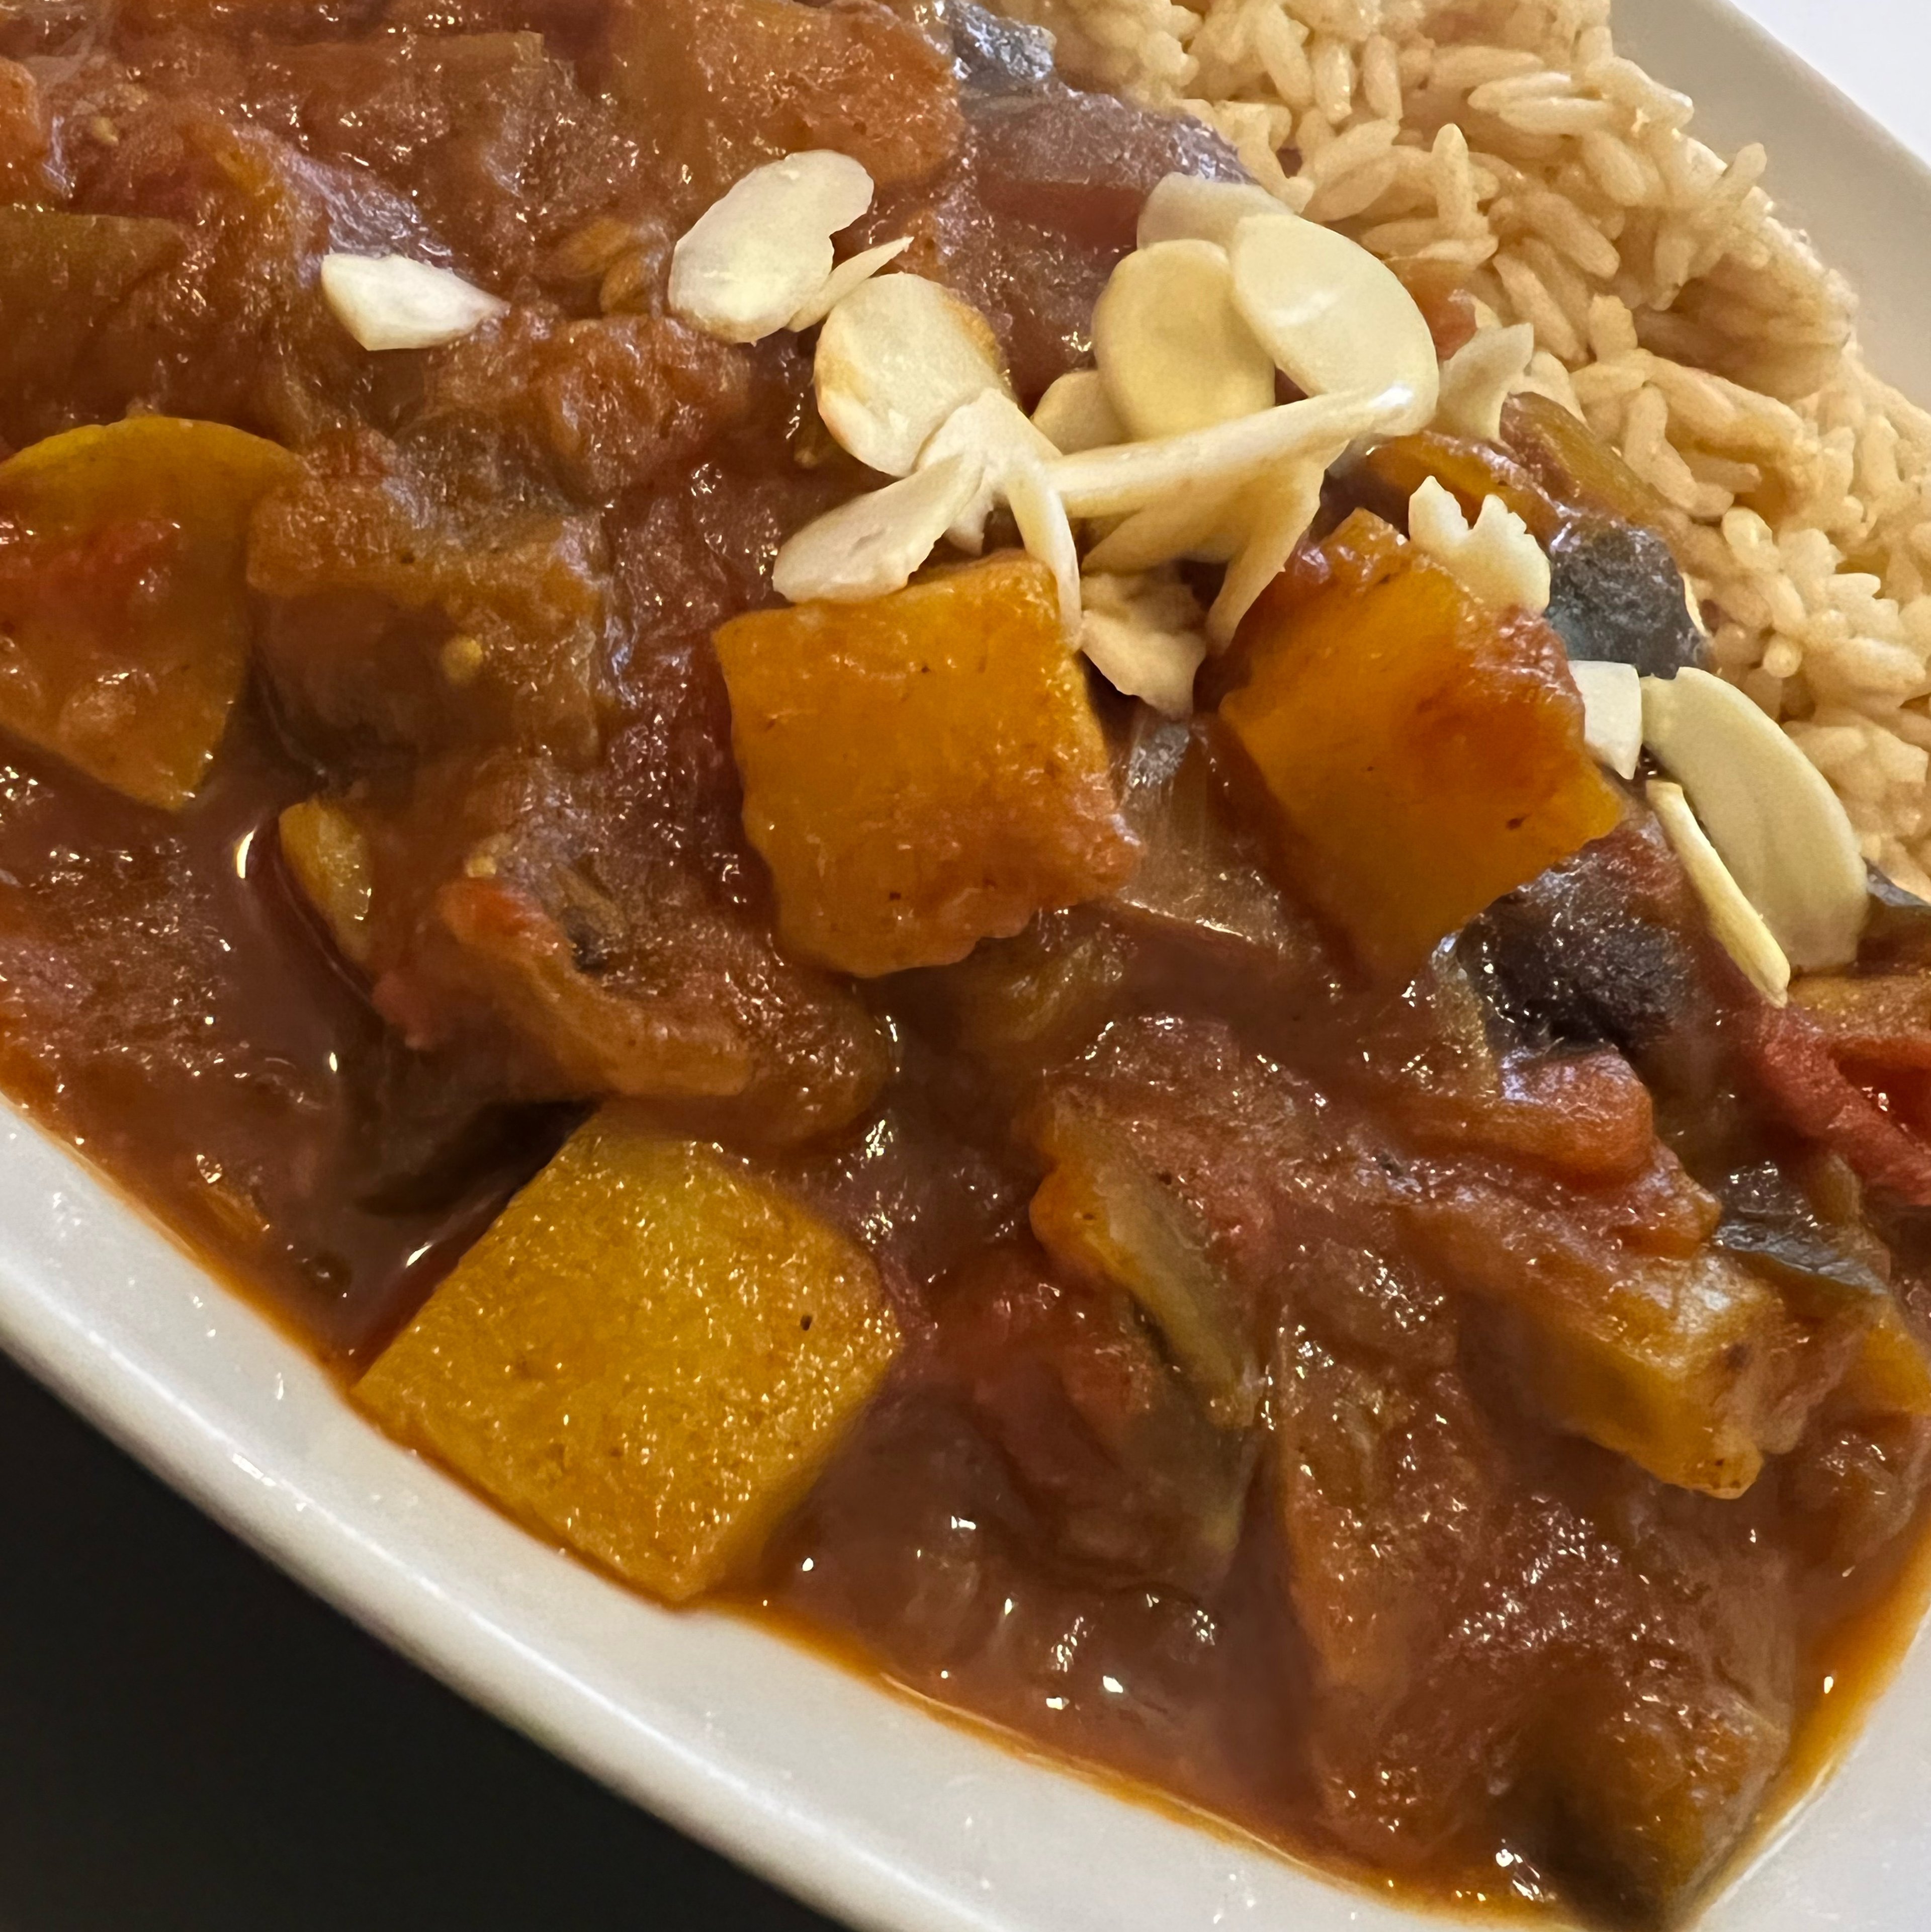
[357,1114,900,1601]
[1218,513,1620,977]
[0,417,296,808]
[715,553,1138,977]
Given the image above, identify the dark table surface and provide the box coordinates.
[0,1346,843,1932]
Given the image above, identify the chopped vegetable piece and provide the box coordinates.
[1503,389,1678,537]
[716,552,1138,976]
[0,417,297,808]
[1407,1181,1837,1496]
[1218,513,1621,977]
[1030,1107,1260,1425]
[1837,1299,1931,1418]
[1544,519,1707,679]
[1711,1159,1889,1304]
[279,798,373,966]
[357,1115,900,1602]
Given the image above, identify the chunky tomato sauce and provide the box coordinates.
[5,4,1931,1926]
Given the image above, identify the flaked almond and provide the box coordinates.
[1641,666,1868,971]
[788,236,913,331]
[1228,212,1438,431]
[917,390,1060,551]
[1083,485,1247,573]
[669,150,874,346]
[1568,658,1642,779]
[1648,779,1791,1004]
[770,454,984,605]
[1407,478,1550,614]
[1136,172,1288,251]
[817,274,1010,476]
[1208,457,1332,645]
[1092,238,1277,442]
[1081,572,1207,717]
[1434,322,1536,442]
[320,254,508,352]
[1031,370,1124,455]
[1007,459,1081,640]
[1046,386,1399,520]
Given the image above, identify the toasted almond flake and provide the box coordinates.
[1407,479,1551,615]
[1136,172,1289,251]
[1208,457,1331,645]
[1081,610,1200,714]
[1569,658,1642,779]
[1046,386,1398,521]
[1433,322,1536,442]
[1083,483,1247,573]
[917,390,1060,552]
[1648,780,1791,1004]
[1007,460,1081,640]
[816,274,1009,477]
[1031,370,1125,455]
[319,254,508,352]
[1093,239,1278,443]
[1227,212,1438,431]
[787,236,913,331]
[770,455,983,605]
[1641,666,1868,972]
[669,150,874,346]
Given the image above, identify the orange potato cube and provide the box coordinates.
[357,1113,900,1601]
[715,553,1139,977]
[0,416,297,808]
[1218,513,1620,978]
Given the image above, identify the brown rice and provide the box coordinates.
[992,0,1931,898]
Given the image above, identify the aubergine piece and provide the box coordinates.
[1711,1158,1890,1308]
[1861,863,1931,970]
[1543,517,1709,680]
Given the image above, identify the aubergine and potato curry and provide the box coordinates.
[5,0,1931,1924]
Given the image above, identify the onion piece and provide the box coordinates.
[771,455,984,605]
[320,254,508,352]
[669,150,874,346]
[1649,780,1791,1005]
[1641,667,1868,971]
[1227,212,1438,431]
[1568,659,1643,780]
[816,274,1010,476]
[1092,238,1277,441]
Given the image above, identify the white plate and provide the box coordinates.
[5,3,1931,1927]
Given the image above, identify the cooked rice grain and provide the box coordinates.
[995,0,1931,882]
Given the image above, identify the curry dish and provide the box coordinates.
[4,1,1931,1924]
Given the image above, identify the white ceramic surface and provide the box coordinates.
[4,4,1931,1928]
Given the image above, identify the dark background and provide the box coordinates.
[0,1348,842,1932]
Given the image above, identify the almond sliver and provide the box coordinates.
[1434,322,1536,442]
[670,150,875,346]
[1408,478,1550,614]
[1648,779,1791,1004]
[320,254,508,352]
[771,454,984,605]
[1006,458,1080,640]
[1569,659,1642,779]
[1083,483,1247,573]
[1228,212,1438,431]
[1081,573,1207,717]
[917,390,1060,552]
[1207,455,1331,645]
[1046,386,1398,520]
[1031,370,1124,455]
[1641,666,1868,971]
[1137,173,1290,251]
[788,236,914,332]
[1093,238,1277,442]
[816,274,1010,476]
